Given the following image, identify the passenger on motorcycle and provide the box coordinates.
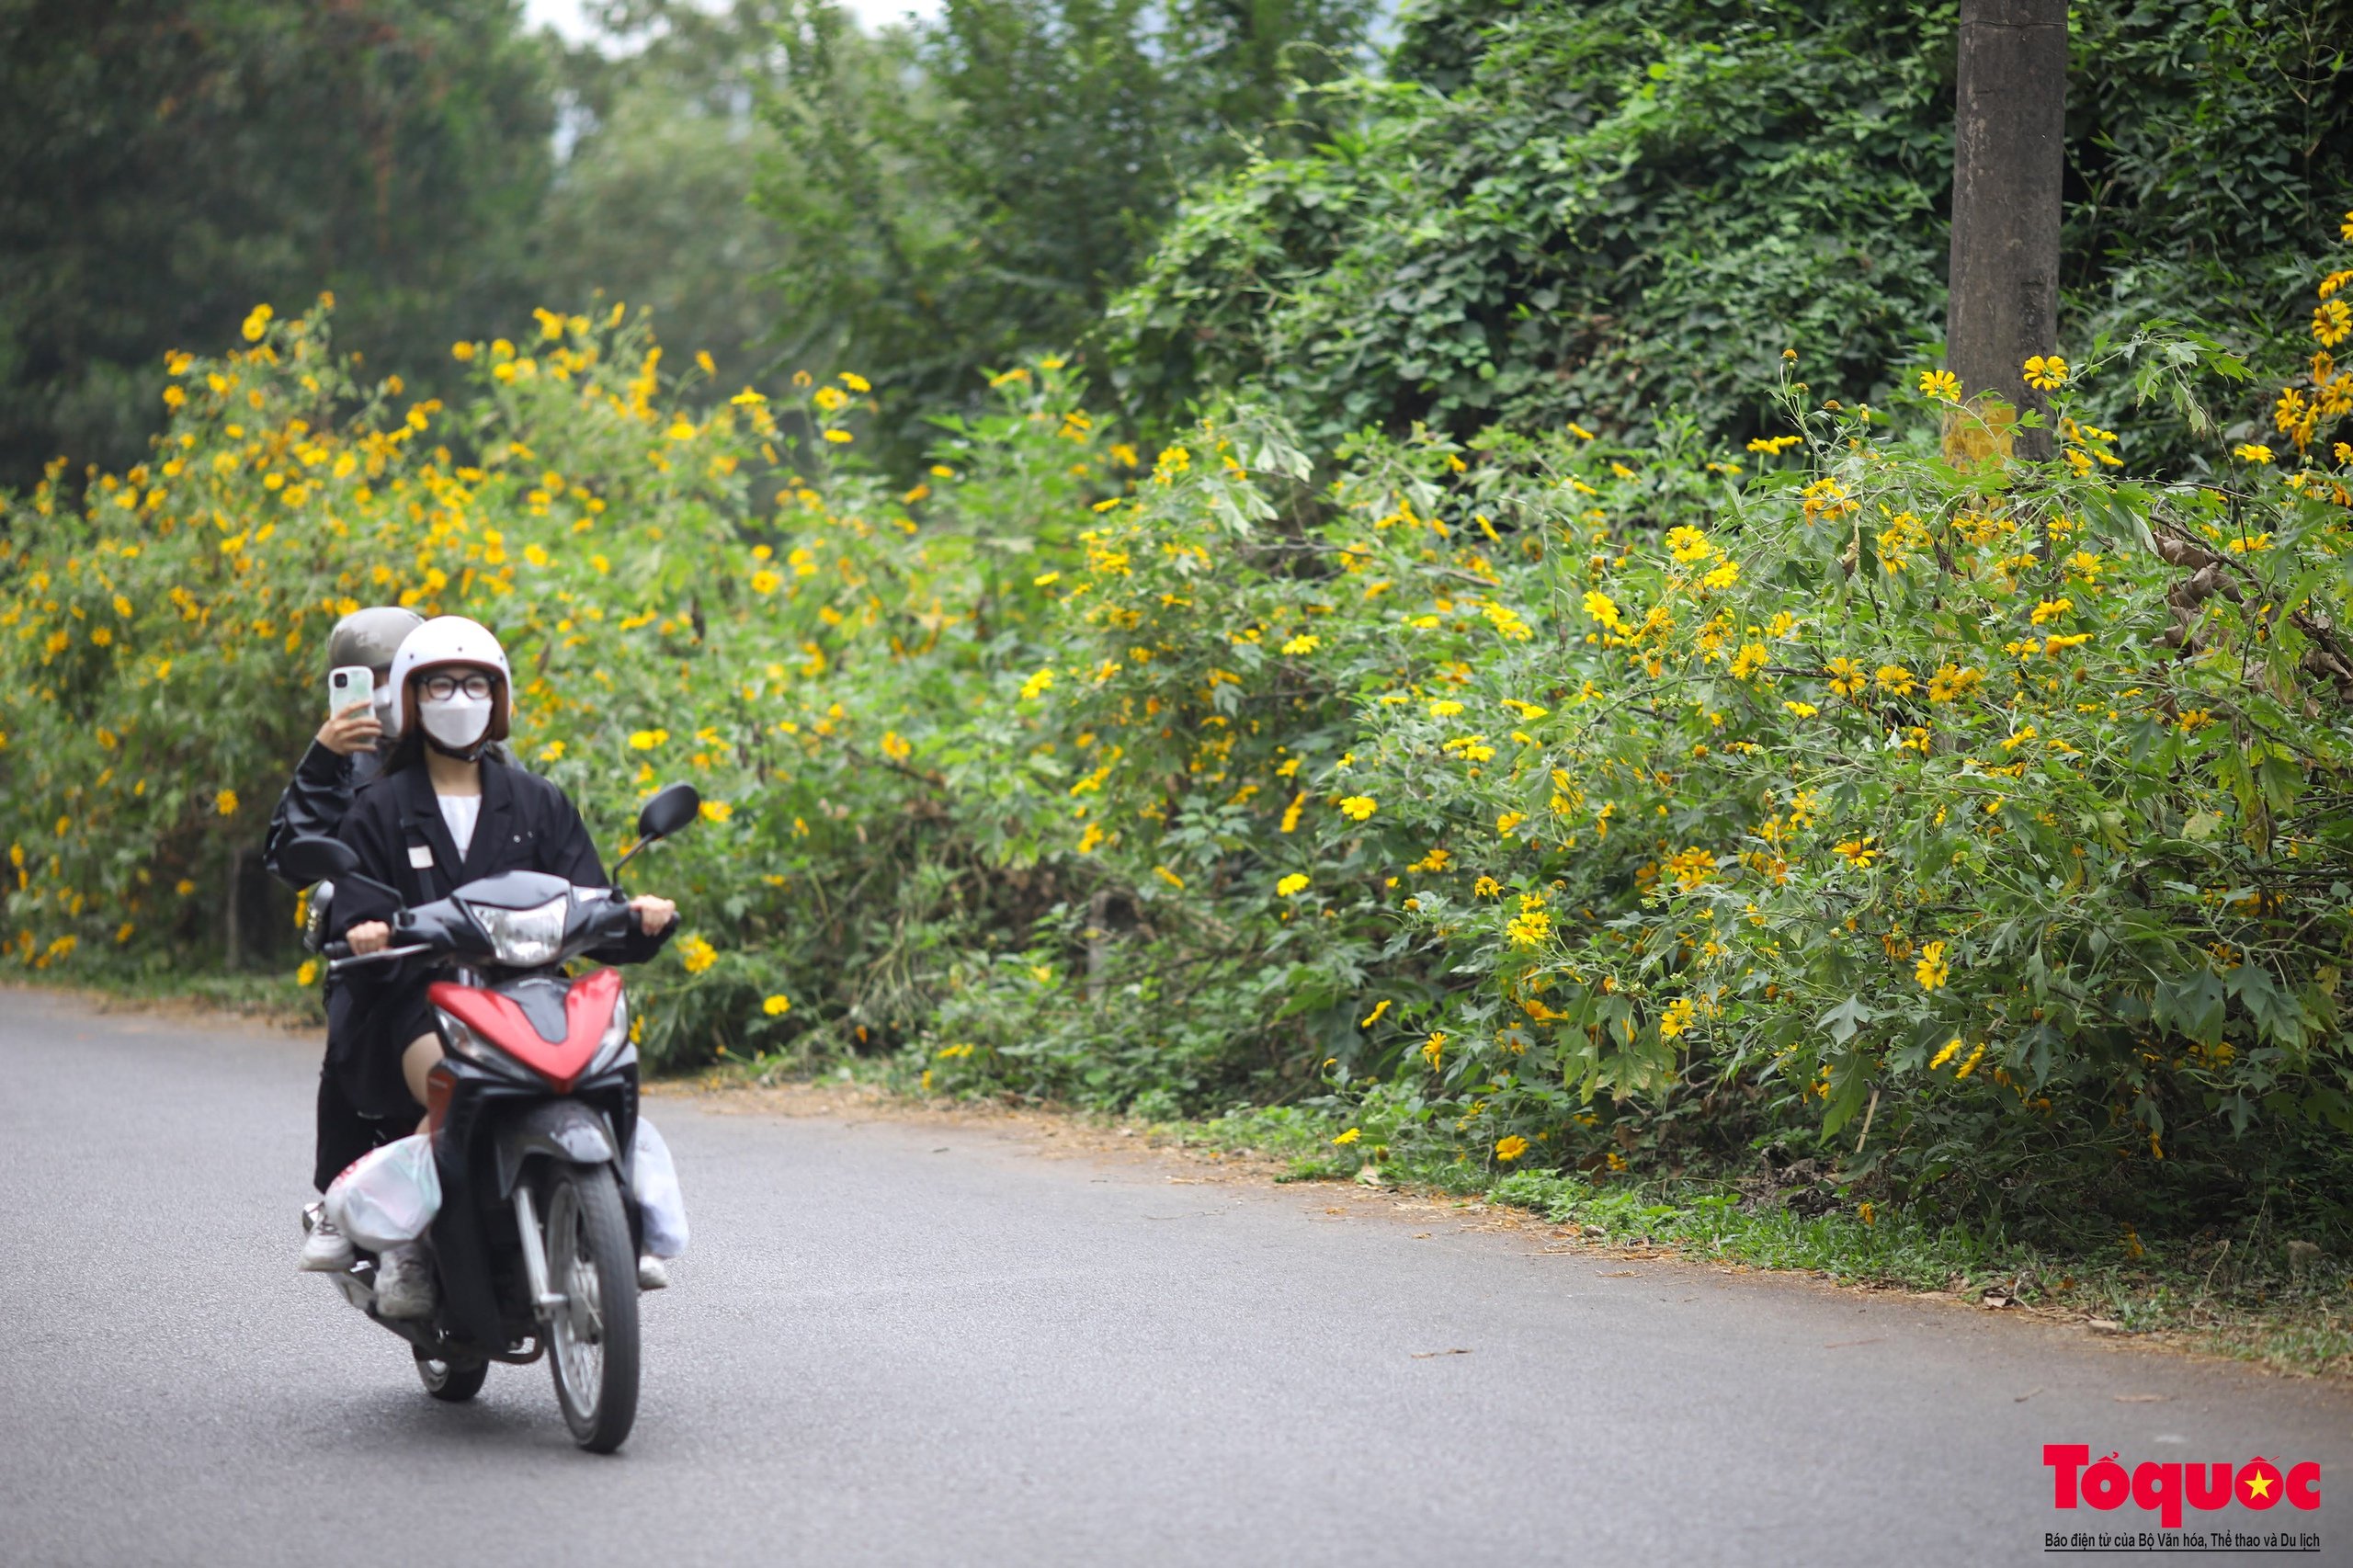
[331,616,679,1318]
[267,605,420,1266]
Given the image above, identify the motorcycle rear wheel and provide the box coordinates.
[414,1346,488,1403]
[541,1162,640,1453]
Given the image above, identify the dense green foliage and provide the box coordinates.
[752,0,1378,460]
[920,327,2353,1242]
[1111,0,2353,466]
[9,206,2353,1241]
[8,0,2353,1253]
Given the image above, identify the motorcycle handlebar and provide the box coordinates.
[320,886,664,977]
[325,941,432,976]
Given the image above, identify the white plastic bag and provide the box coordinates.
[325,1134,442,1253]
[631,1117,688,1259]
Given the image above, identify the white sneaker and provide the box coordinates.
[299,1207,356,1273]
[637,1255,670,1291]
[375,1243,437,1319]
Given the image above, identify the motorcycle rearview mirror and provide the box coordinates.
[638,781,701,840]
[278,835,408,903]
[613,782,701,881]
[279,835,360,884]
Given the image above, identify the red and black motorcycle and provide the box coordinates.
[282,780,699,1453]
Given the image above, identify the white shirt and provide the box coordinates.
[438,792,483,861]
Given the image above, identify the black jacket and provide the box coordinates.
[267,739,515,889]
[326,755,672,1116]
[264,741,381,888]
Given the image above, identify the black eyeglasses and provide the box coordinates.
[419,672,495,701]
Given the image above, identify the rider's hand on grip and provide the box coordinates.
[347,920,392,955]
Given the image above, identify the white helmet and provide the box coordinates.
[388,616,512,759]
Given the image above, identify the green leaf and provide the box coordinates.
[1816,995,1874,1045]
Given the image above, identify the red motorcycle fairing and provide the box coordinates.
[428,967,623,1092]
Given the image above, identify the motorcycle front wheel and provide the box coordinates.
[415,1346,488,1403]
[541,1162,641,1452]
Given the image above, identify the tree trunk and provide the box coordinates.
[1945,0,2068,463]
[224,846,247,969]
[1086,888,1113,1006]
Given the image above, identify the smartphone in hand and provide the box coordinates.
[328,665,374,717]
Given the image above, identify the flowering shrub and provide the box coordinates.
[0,300,1108,1062]
[934,229,2353,1221]
[9,221,2353,1227]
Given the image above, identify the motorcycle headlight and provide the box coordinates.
[465,893,570,967]
[436,1006,534,1081]
[439,1009,491,1065]
[587,989,632,1077]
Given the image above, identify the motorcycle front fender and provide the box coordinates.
[493,1099,619,1198]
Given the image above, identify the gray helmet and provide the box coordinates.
[326,606,424,677]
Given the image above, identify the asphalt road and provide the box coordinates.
[1,989,2345,1567]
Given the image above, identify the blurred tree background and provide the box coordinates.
[0,0,556,485]
[2,0,2347,488]
[537,1,802,385]
[751,0,1380,458]
[0,0,1379,489]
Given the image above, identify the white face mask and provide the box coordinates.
[372,681,400,735]
[419,691,492,752]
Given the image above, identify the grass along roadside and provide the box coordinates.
[23,978,2348,1378]
[11,972,318,1026]
[1181,1104,2353,1380]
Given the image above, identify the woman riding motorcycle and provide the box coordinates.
[331,616,679,1318]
